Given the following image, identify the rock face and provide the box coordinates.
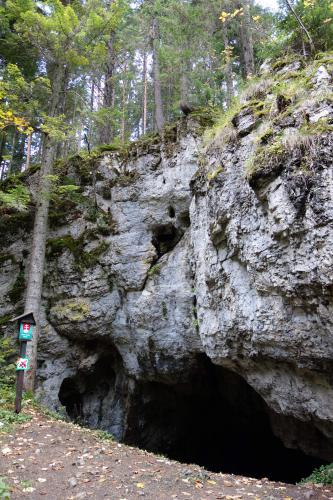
[1,56,333,475]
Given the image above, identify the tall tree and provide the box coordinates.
[12,0,122,390]
[239,0,255,77]
[150,13,165,132]
[100,0,117,144]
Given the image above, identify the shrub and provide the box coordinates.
[300,464,333,485]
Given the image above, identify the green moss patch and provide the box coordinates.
[148,263,162,277]
[47,232,109,272]
[51,299,91,322]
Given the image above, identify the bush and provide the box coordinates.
[301,464,333,485]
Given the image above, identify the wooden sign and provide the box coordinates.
[19,322,33,341]
[16,358,30,371]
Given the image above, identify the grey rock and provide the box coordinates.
[68,477,77,487]
[1,74,333,466]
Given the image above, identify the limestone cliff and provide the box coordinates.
[1,54,333,478]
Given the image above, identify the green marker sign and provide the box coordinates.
[16,358,30,371]
[19,322,33,341]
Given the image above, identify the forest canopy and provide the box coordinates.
[0,0,332,177]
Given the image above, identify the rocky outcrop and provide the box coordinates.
[1,55,333,476]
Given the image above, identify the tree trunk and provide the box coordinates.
[221,22,234,107]
[0,130,6,171]
[9,129,18,173]
[24,63,67,391]
[151,16,165,132]
[90,79,95,112]
[142,51,148,135]
[100,26,116,144]
[121,66,127,144]
[284,0,315,54]
[240,0,255,78]
[25,133,32,171]
[180,73,190,106]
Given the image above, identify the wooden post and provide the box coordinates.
[11,312,36,414]
[15,340,27,414]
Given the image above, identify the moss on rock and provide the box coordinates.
[51,299,91,322]
[47,232,109,272]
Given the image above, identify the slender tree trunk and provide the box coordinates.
[240,0,255,78]
[221,23,234,107]
[284,0,315,54]
[143,51,148,135]
[121,67,127,144]
[90,79,95,112]
[9,129,18,173]
[180,73,190,105]
[24,63,67,391]
[151,16,165,132]
[100,23,116,144]
[25,133,32,171]
[0,130,6,170]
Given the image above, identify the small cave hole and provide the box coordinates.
[124,356,327,484]
[151,224,183,257]
[58,377,83,420]
[168,206,176,218]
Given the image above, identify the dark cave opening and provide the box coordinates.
[151,223,183,256]
[124,355,327,484]
[58,354,117,428]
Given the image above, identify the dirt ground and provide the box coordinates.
[1,408,332,500]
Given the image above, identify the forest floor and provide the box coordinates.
[0,407,333,500]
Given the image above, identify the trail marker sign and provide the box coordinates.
[16,357,30,371]
[19,322,33,341]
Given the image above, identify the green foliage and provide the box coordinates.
[148,263,162,277]
[279,0,333,54]
[0,335,16,390]
[301,463,333,485]
[0,331,31,434]
[51,299,91,322]
[47,232,109,272]
[93,429,114,441]
[0,477,10,499]
[0,409,31,434]
[0,184,30,211]
[204,98,242,145]
[245,137,287,179]
[207,165,223,181]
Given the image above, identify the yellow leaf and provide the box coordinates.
[207,480,216,484]
[136,483,145,488]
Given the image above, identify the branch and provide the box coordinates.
[284,0,315,54]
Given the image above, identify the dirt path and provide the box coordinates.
[0,409,332,500]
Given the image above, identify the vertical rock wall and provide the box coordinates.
[1,57,333,463]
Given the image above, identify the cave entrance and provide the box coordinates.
[151,223,183,256]
[58,352,122,434]
[124,356,326,483]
